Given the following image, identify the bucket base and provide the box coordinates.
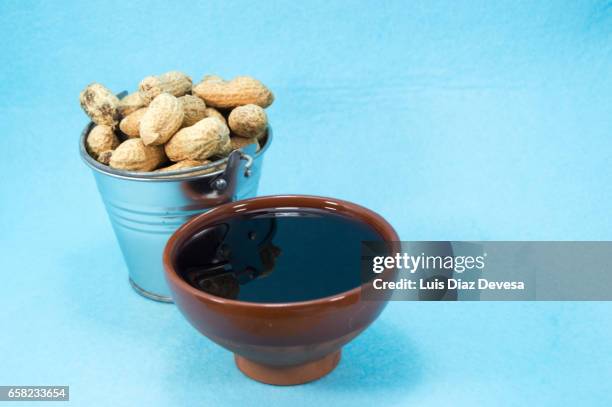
[234,350,341,386]
[129,278,173,303]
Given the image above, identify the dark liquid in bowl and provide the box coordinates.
[176,208,383,303]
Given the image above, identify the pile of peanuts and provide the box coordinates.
[79,71,273,172]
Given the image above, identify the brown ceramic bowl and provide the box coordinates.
[163,195,399,385]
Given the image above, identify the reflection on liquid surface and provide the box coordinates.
[176,208,383,303]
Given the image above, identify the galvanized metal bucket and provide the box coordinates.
[80,123,272,303]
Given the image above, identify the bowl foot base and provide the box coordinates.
[234,350,341,385]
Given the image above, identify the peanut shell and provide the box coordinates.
[79,83,120,127]
[179,95,207,127]
[230,136,260,152]
[109,138,166,172]
[86,125,120,158]
[139,71,192,105]
[216,122,232,156]
[157,159,210,172]
[118,92,145,116]
[201,74,224,83]
[228,104,268,139]
[139,93,184,146]
[119,107,147,138]
[192,76,274,109]
[165,117,227,162]
[203,107,227,125]
[97,150,114,165]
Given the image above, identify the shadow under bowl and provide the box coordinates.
[163,195,399,385]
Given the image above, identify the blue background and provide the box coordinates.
[1,0,611,405]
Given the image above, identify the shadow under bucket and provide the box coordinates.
[80,123,272,303]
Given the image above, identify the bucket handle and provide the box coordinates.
[211,150,253,194]
[240,151,254,178]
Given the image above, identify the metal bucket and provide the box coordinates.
[80,123,272,303]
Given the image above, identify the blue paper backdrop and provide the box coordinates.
[0,1,611,405]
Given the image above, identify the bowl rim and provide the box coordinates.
[163,194,399,309]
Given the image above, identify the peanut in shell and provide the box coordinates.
[193,76,274,109]
[179,95,207,127]
[118,92,145,116]
[139,93,184,146]
[86,124,120,158]
[109,138,167,172]
[165,117,228,162]
[79,83,120,127]
[228,104,267,139]
[139,71,192,105]
[119,107,147,138]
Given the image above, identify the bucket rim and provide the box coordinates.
[79,122,272,182]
